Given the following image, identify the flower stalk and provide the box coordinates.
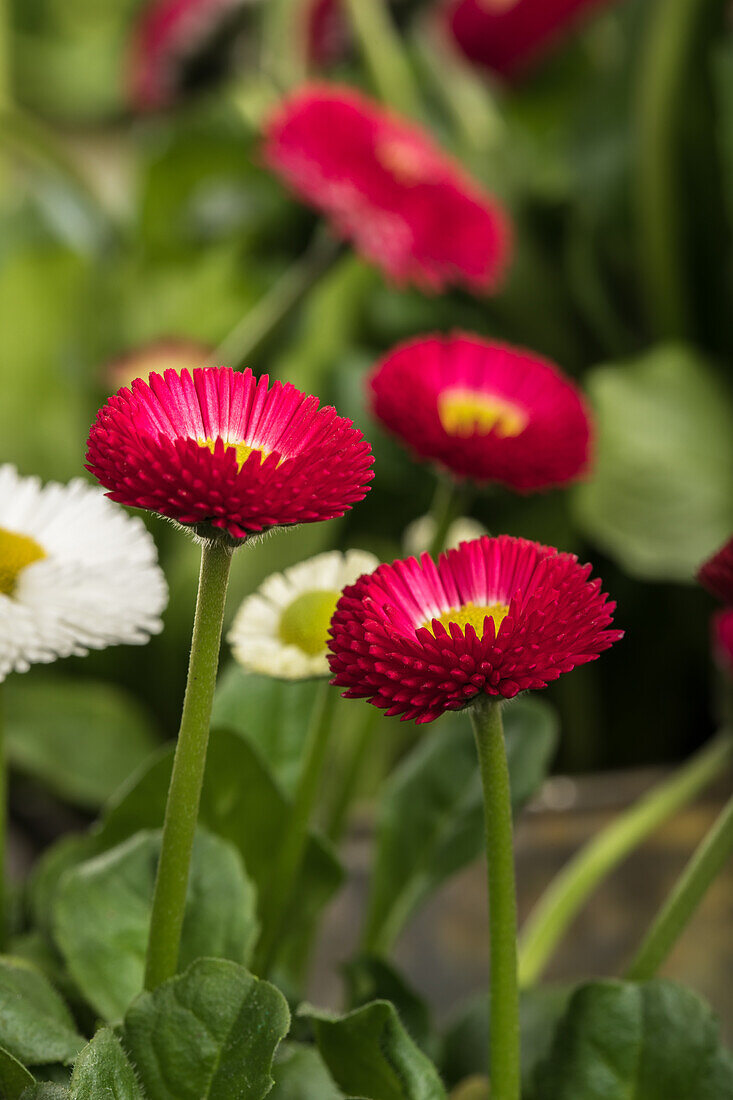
[518,731,733,988]
[343,0,421,119]
[470,698,520,1100]
[626,792,733,981]
[144,538,233,990]
[255,681,338,976]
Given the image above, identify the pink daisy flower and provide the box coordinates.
[698,537,733,605]
[369,333,591,491]
[263,85,511,293]
[444,0,612,80]
[712,609,733,677]
[86,366,374,543]
[129,0,250,111]
[328,535,621,723]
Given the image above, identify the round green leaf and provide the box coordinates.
[574,345,733,581]
[0,959,83,1067]
[53,829,258,1022]
[123,959,290,1100]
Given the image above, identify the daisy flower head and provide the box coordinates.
[263,85,511,294]
[86,366,374,545]
[369,333,591,491]
[106,337,215,394]
[130,0,253,111]
[228,549,379,680]
[698,537,733,604]
[328,535,621,724]
[0,465,167,683]
[444,0,611,80]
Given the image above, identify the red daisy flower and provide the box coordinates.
[129,0,250,111]
[369,333,591,491]
[444,0,611,80]
[698,537,733,605]
[263,85,511,293]
[328,535,621,723]
[712,609,733,677]
[86,366,374,543]
[105,338,215,393]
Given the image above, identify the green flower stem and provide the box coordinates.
[325,702,382,842]
[261,0,308,91]
[634,0,712,337]
[214,229,342,370]
[343,0,422,118]
[470,699,520,1100]
[255,681,338,976]
[626,792,733,980]
[427,477,471,559]
[144,539,234,991]
[518,731,733,989]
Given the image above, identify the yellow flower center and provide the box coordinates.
[279,590,340,656]
[376,137,431,184]
[438,389,528,439]
[0,526,46,596]
[425,601,510,638]
[198,438,268,469]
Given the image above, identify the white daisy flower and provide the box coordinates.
[403,514,488,557]
[228,549,379,680]
[0,465,168,682]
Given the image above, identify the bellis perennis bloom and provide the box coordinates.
[130,0,251,110]
[264,86,511,293]
[86,366,374,544]
[698,537,733,605]
[328,535,621,723]
[444,0,611,80]
[370,333,591,491]
[698,537,733,677]
[0,465,167,683]
[228,549,379,680]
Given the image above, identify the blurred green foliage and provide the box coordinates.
[1,0,732,786]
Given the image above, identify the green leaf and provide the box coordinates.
[0,1045,35,1099]
[363,698,558,951]
[574,345,733,581]
[534,979,733,1099]
[19,1086,69,1100]
[211,670,321,795]
[270,1043,344,1099]
[344,956,433,1056]
[96,730,342,950]
[0,959,84,1066]
[302,1001,447,1100]
[69,1029,143,1100]
[53,829,257,1022]
[123,958,290,1100]
[5,676,159,809]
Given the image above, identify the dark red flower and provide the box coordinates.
[263,85,511,293]
[307,0,350,68]
[712,609,733,677]
[444,0,611,80]
[86,366,374,543]
[328,535,621,723]
[129,0,249,111]
[369,333,591,491]
[698,537,733,605]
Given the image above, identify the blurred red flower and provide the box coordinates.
[444,0,611,79]
[264,85,511,293]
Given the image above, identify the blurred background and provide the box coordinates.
[2,0,733,804]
